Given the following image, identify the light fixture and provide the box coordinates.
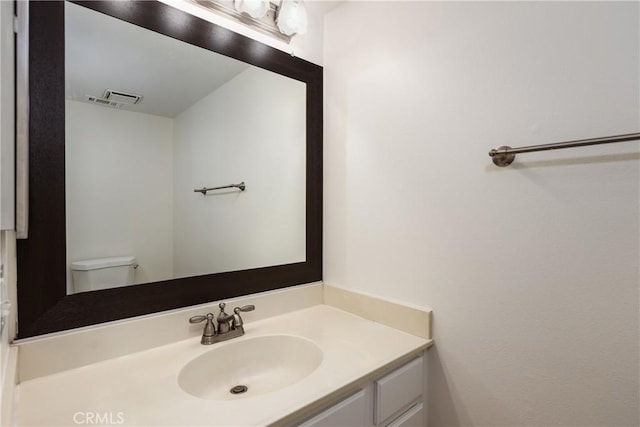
[191,0,309,43]
[276,0,308,36]
[234,0,269,19]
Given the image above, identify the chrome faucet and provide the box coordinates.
[189,302,255,345]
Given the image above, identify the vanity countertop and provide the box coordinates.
[14,305,431,426]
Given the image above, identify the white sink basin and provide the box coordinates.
[178,334,323,400]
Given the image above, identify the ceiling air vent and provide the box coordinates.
[103,89,143,105]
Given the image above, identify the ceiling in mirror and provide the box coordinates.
[65,2,307,294]
[65,2,250,117]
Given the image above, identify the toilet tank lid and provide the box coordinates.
[71,256,136,271]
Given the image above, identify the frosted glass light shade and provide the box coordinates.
[234,0,270,19]
[277,0,308,36]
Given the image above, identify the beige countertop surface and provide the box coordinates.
[14,305,431,427]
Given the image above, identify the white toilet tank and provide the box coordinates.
[71,256,137,293]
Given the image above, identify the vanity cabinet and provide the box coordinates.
[299,389,371,426]
[297,354,426,427]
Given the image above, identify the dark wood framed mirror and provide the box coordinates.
[17,0,322,338]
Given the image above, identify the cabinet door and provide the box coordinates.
[300,389,369,427]
[375,356,424,425]
[386,403,424,427]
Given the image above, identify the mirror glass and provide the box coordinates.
[64,2,306,294]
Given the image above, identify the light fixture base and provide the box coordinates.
[190,0,293,44]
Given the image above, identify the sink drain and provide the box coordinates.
[230,385,248,395]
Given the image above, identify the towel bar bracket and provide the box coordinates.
[490,146,516,167]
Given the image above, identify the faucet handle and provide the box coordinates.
[189,313,214,324]
[234,305,255,313]
[232,305,255,330]
[189,313,216,344]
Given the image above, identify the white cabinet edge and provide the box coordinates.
[0,0,16,230]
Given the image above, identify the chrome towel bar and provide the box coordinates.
[489,132,640,167]
[194,181,246,195]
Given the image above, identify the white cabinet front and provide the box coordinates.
[297,354,427,427]
[300,389,371,427]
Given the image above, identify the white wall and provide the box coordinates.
[324,2,639,426]
[173,67,306,277]
[66,100,175,291]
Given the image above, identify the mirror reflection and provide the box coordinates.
[64,2,306,294]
